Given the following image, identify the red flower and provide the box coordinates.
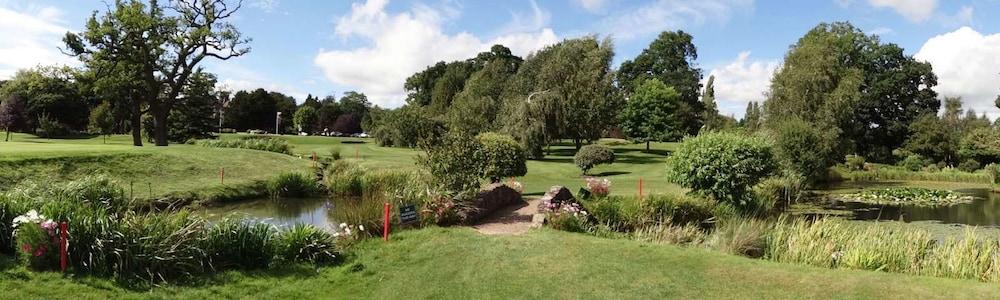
[21,243,32,253]
[33,245,46,257]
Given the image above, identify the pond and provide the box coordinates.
[808,182,1000,227]
[198,197,340,230]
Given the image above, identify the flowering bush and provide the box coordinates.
[541,199,590,233]
[585,177,611,198]
[13,210,60,270]
[506,179,525,194]
[421,195,463,226]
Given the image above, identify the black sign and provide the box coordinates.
[399,204,419,224]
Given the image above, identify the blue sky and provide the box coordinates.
[2,0,999,118]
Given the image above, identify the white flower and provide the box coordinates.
[339,223,348,228]
[358,225,365,231]
[345,228,352,235]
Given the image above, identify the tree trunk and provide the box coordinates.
[4,129,9,142]
[646,141,650,151]
[151,103,169,146]
[574,138,582,150]
[130,102,143,147]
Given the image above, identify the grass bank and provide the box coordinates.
[1,227,997,299]
[0,134,311,204]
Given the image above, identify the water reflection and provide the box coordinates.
[198,197,338,230]
[819,184,1000,226]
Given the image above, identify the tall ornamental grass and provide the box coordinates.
[267,172,321,198]
[0,176,345,286]
[195,135,292,155]
[324,160,430,233]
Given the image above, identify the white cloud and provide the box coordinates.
[915,27,1000,118]
[705,51,779,118]
[937,5,973,28]
[574,0,608,13]
[0,5,79,79]
[867,27,894,36]
[597,0,753,40]
[498,0,550,35]
[249,0,279,12]
[314,0,558,108]
[867,0,937,22]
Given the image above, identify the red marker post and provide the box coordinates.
[59,222,68,272]
[382,202,391,241]
[638,178,644,200]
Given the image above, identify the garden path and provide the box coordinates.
[472,197,541,235]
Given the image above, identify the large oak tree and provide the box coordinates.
[64,0,249,146]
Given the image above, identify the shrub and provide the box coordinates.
[36,113,69,138]
[986,163,1000,185]
[202,218,277,270]
[325,160,365,196]
[12,210,60,270]
[546,211,590,233]
[958,159,981,172]
[195,135,292,154]
[417,132,483,194]
[329,146,342,161]
[845,155,866,171]
[581,194,716,232]
[958,127,1000,165]
[475,132,527,182]
[574,144,616,175]
[770,118,838,183]
[750,174,806,214]
[267,172,320,198]
[584,177,611,198]
[665,132,777,210]
[899,154,926,172]
[276,224,341,264]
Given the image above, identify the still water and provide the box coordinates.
[198,197,339,230]
[815,182,1000,226]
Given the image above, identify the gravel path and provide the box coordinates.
[472,197,541,235]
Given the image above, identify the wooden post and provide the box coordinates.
[383,202,391,241]
[220,167,225,185]
[638,178,644,199]
[312,151,317,168]
[59,222,68,272]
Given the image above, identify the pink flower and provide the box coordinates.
[21,243,32,253]
[33,245,46,257]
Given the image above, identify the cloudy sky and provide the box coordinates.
[2,0,999,118]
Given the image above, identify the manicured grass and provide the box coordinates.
[242,134,684,196]
[0,133,312,201]
[1,227,997,299]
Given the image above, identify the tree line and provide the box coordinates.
[0,0,372,145]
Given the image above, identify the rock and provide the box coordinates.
[462,183,524,224]
[538,186,574,212]
[530,214,546,229]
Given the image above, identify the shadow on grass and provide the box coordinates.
[590,171,630,177]
[341,140,366,144]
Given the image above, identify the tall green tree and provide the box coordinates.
[88,101,115,143]
[618,31,704,135]
[0,67,89,133]
[64,0,250,146]
[903,114,956,164]
[500,36,619,150]
[0,95,26,142]
[765,22,938,162]
[448,45,522,134]
[619,79,682,150]
[701,75,722,131]
[294,106,319,134]
[741,102,762,131]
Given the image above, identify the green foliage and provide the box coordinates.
[294,106,319,133]
[475,132,527,182]
[618,79,683,145]
[198,222,276,270]
[417,133,483,194]
[765,22,938,162]
[986,163,1000,185]
[751,174,806,214]
[36,113,69,138]
[707,217,771,258]
[904,114,957,164]
[223,89,297,133]
[831,164,992,184]
[666,132,777,209]
[580,194,716,232]
[195,135,292,155]
[770,117,838,183]
[844,155,866,171]
[617,30,704,135]
[958,127,1000,165]
[0,66,89,133]
[267,172,320,198]
[88,101,115,138]
[899,154,927,171]
[838,187,974,206]
[165,71,219,143]
[573,144,616,174]
[275,224,340,264]
[958,159,981,172]
[369,105,444,148]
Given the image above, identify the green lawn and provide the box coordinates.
[239,134,685,196]
[1,227,996,299]
[0,133,312,199]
